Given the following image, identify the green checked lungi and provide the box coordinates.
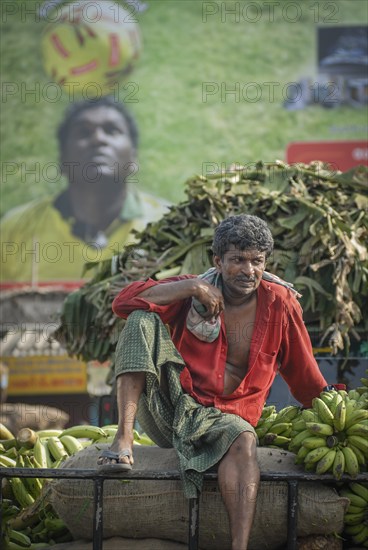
[114,310,256,498]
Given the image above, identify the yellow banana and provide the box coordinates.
[47,436,68,461]
[59,435,84,455]
[304,445,330,464]
[341,446,360,478]
[302,436,327,450]
[59,425,107,440]
[350,482,368,503]
[332,448,345,480]
[305,422,334,436]
[348,435,368,456]
[333,400,346,431]
[315,448,336,474]
[312,398,334,425]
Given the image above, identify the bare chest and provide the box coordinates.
[222,298,257,393]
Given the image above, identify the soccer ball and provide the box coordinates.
[41,1,142,97]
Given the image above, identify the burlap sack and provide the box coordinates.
[50,445,349,550]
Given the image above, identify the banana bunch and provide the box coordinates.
[340,482,368,547]
[355,368,368,398]
[288,389,368,479]
[255,405,300,449]
[1,422,155,548]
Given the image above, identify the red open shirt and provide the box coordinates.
[112,276,327,426]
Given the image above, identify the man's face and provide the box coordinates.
[214,245,266,298]
[61,106,136,185]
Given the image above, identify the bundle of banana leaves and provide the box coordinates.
[54,161,368,363]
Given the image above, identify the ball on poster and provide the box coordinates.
[41,1,142,97]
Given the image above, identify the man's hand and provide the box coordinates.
[194,279,225,319]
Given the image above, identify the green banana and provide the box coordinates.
[341,446,360,478]
[275,405,300,422]
[36,429,62,438]
[320,391,335,405]
[344,512,365,525]
[288,429,311,452]
[347,443,366,466]
[301,409,318,423]
[10,477,35,509]
[47,436,68,461]
[305,422,334,436]
[0,422,15,439]
[346,423,368,437]
[33,439,52,469]
[312,398,334,425]
[268,422,292,435]
[302,436,327,450]
[333,399,346,431]
[345,522,367,535]
[304,445,330,464]
[345,409,368,429]
[352,524,368,546]
[0,455,16,467]
[348,435,368,456]
[60,435,84,455]
[294,445,309,465]
[315,448,336,474]
[329,392,343,415]
[59,425,107,440]
[23,455,43,498]
[332,448,345,480]
[260,405,276,419]
[8,529,32,547]
[350,482,368,503]
[291,417,306,432]
[341,490,367,508]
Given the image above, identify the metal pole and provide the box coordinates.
[188,497,200,550]
[287,480,298,550]
[93,477,104,550]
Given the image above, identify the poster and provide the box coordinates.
[1,0,367,283]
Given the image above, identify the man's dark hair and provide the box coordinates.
[57,96,139,154]
[212,214,274,259]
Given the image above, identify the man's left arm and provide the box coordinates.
[277,296,328,408]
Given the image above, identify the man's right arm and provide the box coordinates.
[112,275,224,323]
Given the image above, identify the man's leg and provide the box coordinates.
[217,432,260,550]
[98,372,146,466]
